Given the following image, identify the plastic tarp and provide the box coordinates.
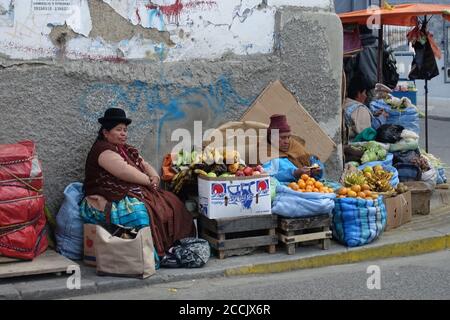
[55,182,85,260]
[0,140,48,260]
[370,100,420,134]
[272,185,336,218]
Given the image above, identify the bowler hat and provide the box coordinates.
[98,108,132,125]
[268,114,291,133]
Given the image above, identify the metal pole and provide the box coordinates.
[377,0,384,83]
[425,79,428,152]
[424,16,429,153]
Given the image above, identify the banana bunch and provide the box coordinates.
[365,170,394,192]
[194,169,208,176]
[223,149,241,164]
[170,169,192,194]
[344,172,367,187]
[201,148,223,164]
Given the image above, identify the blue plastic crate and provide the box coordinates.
[391,90,417,105]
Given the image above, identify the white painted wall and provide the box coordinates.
[0,0,333,62]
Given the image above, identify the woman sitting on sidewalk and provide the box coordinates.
[262,114,324,183]
[80,108,196,258]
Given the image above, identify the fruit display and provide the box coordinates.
[395,182,409,194]
[336,184,379,200]
[361,165,395,193]
[411,156,431,172]
[338,165,396,200]
[287,174,334,193]
[169,148,264,194]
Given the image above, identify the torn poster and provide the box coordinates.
[0,0,14,27]
[32,0,75,14]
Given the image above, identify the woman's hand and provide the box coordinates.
[294,167,311,179]
[148,175,160,191]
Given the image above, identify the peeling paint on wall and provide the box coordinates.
[0,0,333,61]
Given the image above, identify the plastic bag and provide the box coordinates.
[436,168,448,185]
[370,100,420,134]
[389,138,419,153]
[421,158,437,188]
[272,185,336,218]
[394,163,422,182]
[56,182,85,260]
[270,176,280,202]
[401,129,419,140]
[409,38,439,81]
[360,153,394,168]
[376,124,404,143]
[392,149,421,165]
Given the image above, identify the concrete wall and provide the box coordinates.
[0,0,343,213]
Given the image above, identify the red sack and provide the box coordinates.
[0,140,48,260]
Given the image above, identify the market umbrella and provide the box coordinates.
[339,3,450,152]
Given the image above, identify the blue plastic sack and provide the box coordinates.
[55,182,85,260]
[370,99,420,134]
[394,163,422,182]
[361,153,393,168]
[358,163,399,187]
[436,168,447,185]
[332,197,386,247]
[272,185,336,218]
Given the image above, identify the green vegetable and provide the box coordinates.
[376,148,386,160]
[361,150,377,163]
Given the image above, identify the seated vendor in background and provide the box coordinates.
[343,73,389,143]
[262,114,323,183]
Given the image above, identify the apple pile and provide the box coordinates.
[235,165,264,177]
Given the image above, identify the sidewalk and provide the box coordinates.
[1,199,449,300]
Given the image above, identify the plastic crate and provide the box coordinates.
[391,90,417,105]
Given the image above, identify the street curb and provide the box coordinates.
[6,234,449,299]
[224,235,450,276]
[426,115,450,122]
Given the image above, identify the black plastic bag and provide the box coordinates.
[408,39,439,81]
[392,149,421,165]
[383,44,400,89]
[376,124,404,144]
[343,144,365,163]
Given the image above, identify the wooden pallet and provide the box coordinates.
[198,214,278,259]
[0,249,77,279]
[277,215,332,255]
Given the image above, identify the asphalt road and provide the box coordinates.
[69,250,450,300]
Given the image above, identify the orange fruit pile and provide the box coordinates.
[288,174,334,193]
[337,184,379,200]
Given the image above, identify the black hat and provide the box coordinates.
[98,108,132,125]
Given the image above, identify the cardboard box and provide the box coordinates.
[240,80,336,162]
[198,174,272,219]
[383,191,412,231]
[83,224,97,266]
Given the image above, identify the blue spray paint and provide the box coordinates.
[79,75,252,152]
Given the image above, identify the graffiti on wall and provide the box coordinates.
[79,75,251,151]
